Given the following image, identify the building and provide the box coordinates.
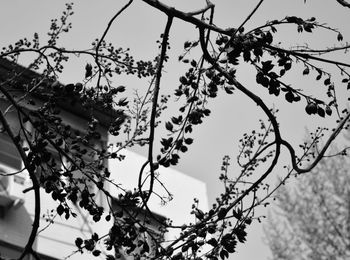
[0,59,208,260]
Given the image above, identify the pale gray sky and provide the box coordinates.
[1,1,349,259]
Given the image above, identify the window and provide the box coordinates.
[0,167,11,194]
[0,133,21,170]
[0,132,23,199]
[0,243,29,260]
[0,241,59,260]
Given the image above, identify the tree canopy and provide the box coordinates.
[265,139,350,260]
[1,1,350,259]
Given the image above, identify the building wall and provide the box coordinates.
[108,149,209,225]
[0,98,112,259]
[0,106,208,259]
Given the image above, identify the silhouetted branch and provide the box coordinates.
[234,0,266,38]
[264,44,350,68]
[282,112,350,174]
[0,86,41,260]
[337,0,350,8]
[139,15,173,205]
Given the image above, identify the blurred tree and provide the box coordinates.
[265,144,350,260]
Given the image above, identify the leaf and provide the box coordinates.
[207,238,218,247]
[337,32,343,41]
[261,60,274,73]
[253,47,263,58]
[92,233,99,241]
[75,237,83,248]
[243,50,251,62]
[92,250,101,257]
[142,241,150,253]
[171,116,180,125]
[172,252,183,260]
[264,31,273,44]
[256,72,264,84]
[285,91,294,103]
[117,97,128,106]
[297,24,303,33]
[93,214,101,222]
[106,255,115,260]
[179,76,188,85]
[57,204,64,216]
[284,62,292,71]
[305,102,317,115]
[232,209,242,220]
[180,145,188,153]
[65,83,75,92]
[184,41,191,49]
[293,95,301,102]
[185,124,193,133]
[165,121,173,131]
[224,86,235,94]
[170,154,179,165]
[302,67,310,75]
[203,108,211,116]
[218,208,227,220]
[271,25,277,33]
[85,63,92,78]
[221,234,237,253]
[268,71,279,79]
[303,23,314,33]
[75,82,83,92]
[220,249,229,260]
[184,138,193,145]
[194,209,204,220]
[115,85,126,92]
[317,107,325,117]
[233,226,247,243]
[286,16,303,24]
[324,78,331,86]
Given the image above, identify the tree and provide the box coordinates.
[1,1,350,259]
[264,144,350,260]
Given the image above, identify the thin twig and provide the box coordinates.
[0,87,41,260]
[282,112,350,174]
[265,44,350,68]
[233,0,265,38]
[95,0,134,87]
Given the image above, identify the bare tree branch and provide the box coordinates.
[0,86,41,260]
[139,15,173,205]
[337,0,350,8]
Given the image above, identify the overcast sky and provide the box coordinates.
[1,1,350,259]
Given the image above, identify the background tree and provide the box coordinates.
[1,1,350,259]
[264,141,350,260]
